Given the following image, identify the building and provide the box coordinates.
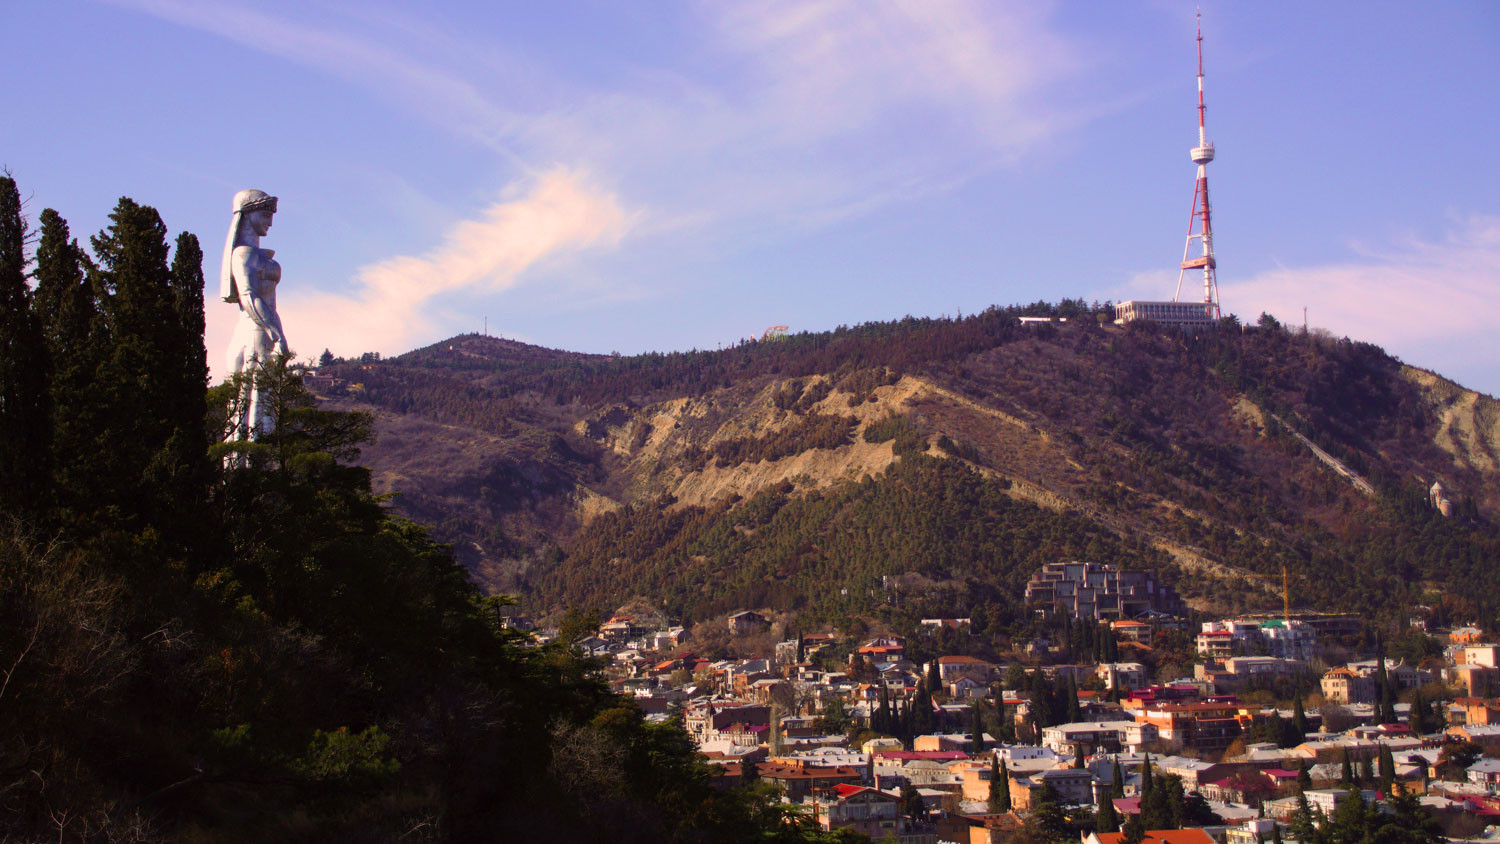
[1024,561,1186,621]
[1126,699,1260,753]
[1097,662,1149,692]
[1112,300,1218,330]
[1042,721,1159,756]
[1197,619,1317,661]
[727,611,769,635]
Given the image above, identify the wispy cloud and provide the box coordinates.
[207,168,632,374]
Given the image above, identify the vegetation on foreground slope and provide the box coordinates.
[0,179,851,842]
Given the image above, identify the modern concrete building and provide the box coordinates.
[1024,561,1186,621]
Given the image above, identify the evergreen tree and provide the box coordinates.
[318,348,334,367]
[1120,814,1146,844]
[901,782,924,821]
[1289,790,1322,844]
[0,176,50,517]
[741,757,759,784]
[927,658,942,693]
[1097,785,1119,833]
[1026,784,1069,843]
[1297,761,1312,793]
[1408,688,1430,735]
[989,756,1010,813]
[1272,822,1283,844]
[971,703,986,753]
[1378,744,1395,793]
[1358,755,1373,787]
[1066,675,1081,723]
[1340,748,1354,786]
[31,207,100,520]
[86,197,197,549]
[1112,759,1126,799]
[1293,696,1309,739]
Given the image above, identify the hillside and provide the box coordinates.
[319,307,1500,628]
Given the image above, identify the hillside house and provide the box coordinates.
[727,611,768,635]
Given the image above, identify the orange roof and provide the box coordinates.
[1096,830,1215,844]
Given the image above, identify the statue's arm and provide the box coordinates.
[232,246,284,350]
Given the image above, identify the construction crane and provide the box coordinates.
[1244,565,1293,625]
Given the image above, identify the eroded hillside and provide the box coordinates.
[319,312,1500,625]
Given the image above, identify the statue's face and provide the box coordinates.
[247,209,274,236]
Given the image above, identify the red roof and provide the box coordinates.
[1095,830,1215,844]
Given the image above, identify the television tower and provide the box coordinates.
[1173,10,1221,318]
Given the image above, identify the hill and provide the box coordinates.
[320,306,1500,629]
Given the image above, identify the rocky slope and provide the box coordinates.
[317,309,1500,625]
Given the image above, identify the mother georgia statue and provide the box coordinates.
[221,189,287,443]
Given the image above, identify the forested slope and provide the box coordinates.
[324,305,1500,628]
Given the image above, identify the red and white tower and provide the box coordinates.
[1173,10,1221,318]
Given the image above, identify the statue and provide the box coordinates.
[221,189,286,445]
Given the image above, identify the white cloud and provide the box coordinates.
[207,168,632,377]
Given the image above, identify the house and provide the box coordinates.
[727,611,768,635]
[1321,666,1377,705]
[807,785,903,839]
[1010,768,1093,808]
[1041,720,1158,756]
[1097,662,1148,691]
[755,761,863,801]
[935,655,995,683]
[1113,620,1155,644]
[1466,758,1500,787]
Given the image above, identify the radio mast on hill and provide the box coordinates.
[1173,10,1221,318]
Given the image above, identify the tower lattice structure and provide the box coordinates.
[1173,11,1221,318]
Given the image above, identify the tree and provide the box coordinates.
[990,757,1011,813]
[318,348,334,367]
[901,781,925,821]
[1025,784,1069,844]
[972,704,986,753]
[1289,789,1323,844]
[1111,759,1126,799]
[31,206,100,520]
[1297,762,1312,793]
[0,176,49,517]
[1292,696,1309,740]
[1340,748,1354,786]
[1120,814,1146,844]
[1408,688,1432,736]
[1378,744,1396,793]
[1097,786,1120,833]
[927,658,942,694]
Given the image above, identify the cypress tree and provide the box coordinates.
[989,756,1011,813]
[1340,748,1354,786]
[1378,744,1396,792]
[1066,675,1081,723]
[972,704,986,753]
[87,197,183,537]
[31,207,100,519]
[1297,761,1312,793]
[1293,696,1309,738]
[1112,759,1126,799]
[1097,784,1120,833]
[1409,688,1429,735]
[927,658,942,693]
[0,176,50,517]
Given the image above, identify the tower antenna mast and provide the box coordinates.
[1173,9,1221,318]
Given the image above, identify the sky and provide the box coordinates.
[6,1,1499,395]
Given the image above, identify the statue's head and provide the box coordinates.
[233,189,278,237]
[233,189,278,215]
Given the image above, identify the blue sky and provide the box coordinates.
[7,1,1500,395]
